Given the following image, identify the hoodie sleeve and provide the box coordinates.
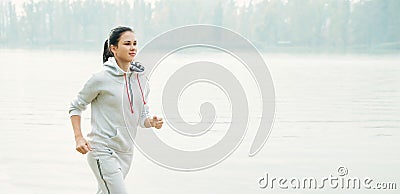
[69,74,100,117]
[139,76,152,128]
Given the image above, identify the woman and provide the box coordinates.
[69,26,163,194]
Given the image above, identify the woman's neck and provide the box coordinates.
[115,58,130,72]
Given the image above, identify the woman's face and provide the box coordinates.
[111,31,137,64]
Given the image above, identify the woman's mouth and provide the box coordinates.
[129,52,136,56]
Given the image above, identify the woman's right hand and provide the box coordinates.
[75,136,92,154]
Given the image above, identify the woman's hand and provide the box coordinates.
[151,116,163,129]
[75,136,92,154]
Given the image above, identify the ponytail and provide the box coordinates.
[103,39,114,63]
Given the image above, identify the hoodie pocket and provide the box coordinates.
[105,127,133,152]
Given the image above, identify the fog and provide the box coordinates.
[1,0,399,53]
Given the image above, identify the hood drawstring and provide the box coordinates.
[136,73,147,105]
[124,73,147,114]
[124,73,134,114]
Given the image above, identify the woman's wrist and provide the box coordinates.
[74,134,84,140]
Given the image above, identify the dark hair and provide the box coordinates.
[103,26,134,63]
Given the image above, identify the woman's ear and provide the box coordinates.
[110,45,117,54]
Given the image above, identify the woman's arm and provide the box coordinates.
[139,76,163,129]
[69,75,99,154]
[71,115,92,154]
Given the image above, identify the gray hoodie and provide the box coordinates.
[69,57,151,153]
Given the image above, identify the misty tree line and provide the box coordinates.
[0,0,399,52]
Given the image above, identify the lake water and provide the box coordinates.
[0,49,399,194]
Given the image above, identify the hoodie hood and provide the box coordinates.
[104,57,145,76]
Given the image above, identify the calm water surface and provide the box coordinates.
[0,50,399,194]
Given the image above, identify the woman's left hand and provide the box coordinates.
[151,116,163,129]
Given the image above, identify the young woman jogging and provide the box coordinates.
[69,26,163,194]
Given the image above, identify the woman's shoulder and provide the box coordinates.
[86,68,108,83]
[92,67,125,84]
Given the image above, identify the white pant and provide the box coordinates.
[87,148,133,194]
